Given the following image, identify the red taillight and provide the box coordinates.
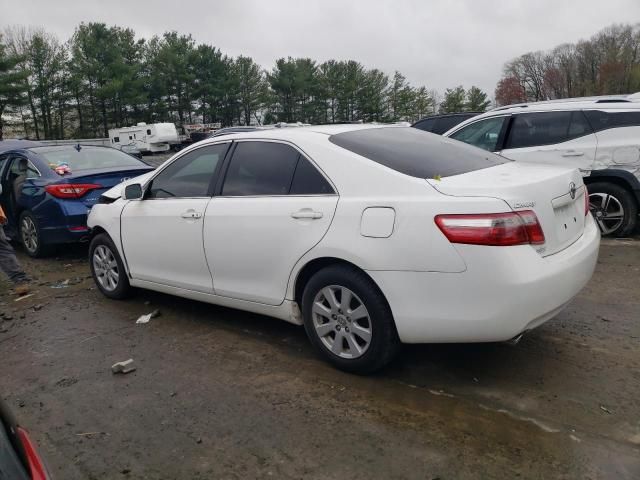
[435,210,545,246]
[584,185,589,216]
[16,427,48,480]
[45,184,101,199]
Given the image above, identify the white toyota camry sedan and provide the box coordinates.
[88,124,600,373]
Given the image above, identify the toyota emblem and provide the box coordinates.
[569,182,576,200]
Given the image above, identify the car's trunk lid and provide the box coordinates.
[53,166,154,206]
[427,162,587,256]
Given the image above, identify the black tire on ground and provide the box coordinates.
[587,182,638,237]
[89,233,131,299]
[18,210,52,258]
[301,264,400,374]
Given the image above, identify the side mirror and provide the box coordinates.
[123,183,143,200]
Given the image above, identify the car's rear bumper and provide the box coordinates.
[368,214,600,344]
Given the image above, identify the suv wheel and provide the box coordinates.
[301,264,399,374]
[588,182,638,237]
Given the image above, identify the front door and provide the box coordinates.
[121,143,229,292]
[204,140,338,305]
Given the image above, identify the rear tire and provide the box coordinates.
[89,233,131,299]
[588,182,637,237]
[19,211,51,258]
[301,264,400,374]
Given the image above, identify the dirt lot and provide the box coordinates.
[1,239,639,479]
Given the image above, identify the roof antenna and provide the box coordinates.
[74,144,81,152]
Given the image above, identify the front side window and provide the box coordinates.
[449,116,508,152]
[504,111,591,149]
[222,142,300,196]
[148,144,228,198]
[10,157,40,179]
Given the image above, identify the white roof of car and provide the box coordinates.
[489,92,640,114]
[203,123,396,142]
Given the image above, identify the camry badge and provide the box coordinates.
[569,182,577,200]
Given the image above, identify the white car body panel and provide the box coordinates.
[500,133,598,172]
[204,195,338,305]
[121,198,214,292]
[593,126,640,173]
[88,125,600,342]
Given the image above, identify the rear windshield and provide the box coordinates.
[329,127,507,178]
[31,146,144,172]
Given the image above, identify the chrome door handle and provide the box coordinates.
[562,150,584,157]
[291,209,323,220]
[181,211,202,219]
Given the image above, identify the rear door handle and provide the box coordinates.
[291,209,323,220]
[562,150,585,157]
[181,210,202,219]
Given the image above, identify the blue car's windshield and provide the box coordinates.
[31,146,144,172]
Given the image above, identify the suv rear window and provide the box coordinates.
[329,127,507,178]
[583,110,640,132]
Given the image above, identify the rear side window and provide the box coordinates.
[222,142,300,196]
[505,111,592,149]
[329,127,507,179]
[290,157,334,195]
[584,110,640,132]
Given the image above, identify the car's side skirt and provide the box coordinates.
[129,279,303,325]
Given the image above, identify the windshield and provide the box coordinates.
[31,146,145,172]
[329,126,508,179]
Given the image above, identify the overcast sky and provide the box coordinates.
[2,0,639,97]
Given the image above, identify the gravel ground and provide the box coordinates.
[0,239,639,479]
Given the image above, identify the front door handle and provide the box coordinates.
[562,150,585,157]
[291,209,323,220]
[181,210,202,219]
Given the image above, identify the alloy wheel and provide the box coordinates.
[93,245,120,292]
[21,216,38,253]
[589,192,625,235]
[312,285,372,359]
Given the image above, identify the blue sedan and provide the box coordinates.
[0,141,154,257]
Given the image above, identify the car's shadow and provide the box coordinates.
[21,242,560,390]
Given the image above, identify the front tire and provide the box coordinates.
[19,211,51,257]
[89,233,131,299]
[302,265,399,374]
[588,182,637,237]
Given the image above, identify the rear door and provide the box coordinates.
[121,143,229,292]
[499,111,597,171]
[583,109,640,170]
[204,140,338,305]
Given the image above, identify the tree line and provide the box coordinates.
[495,23,640,106]
[0,22,492,140]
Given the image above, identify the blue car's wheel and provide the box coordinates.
[19,211,51,258]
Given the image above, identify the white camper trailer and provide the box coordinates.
[109,122,179,153]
